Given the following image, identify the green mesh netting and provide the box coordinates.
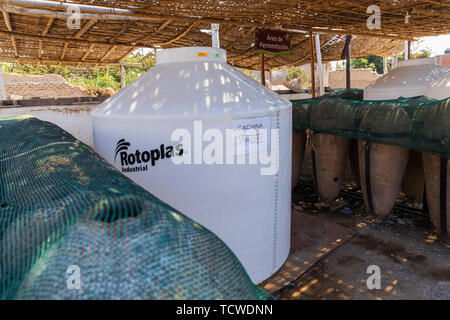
[292,89,450,156]
[0,115,271,300]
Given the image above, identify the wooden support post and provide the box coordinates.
[0,68,6,100]
[346,54,350,89]
[407,40,411,60]
[260,53,265,86]
[120,64,125,89]
[404,40,409,60]
[315,34,324,96]
[308,31,315,98]
[383,56,388,74]
[341,35,352,90]
[268,68,272,87]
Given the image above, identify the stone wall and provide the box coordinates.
[436,54,450,69]
[0,73,89,99]
[328,68,381,89]
[0,104,98,147]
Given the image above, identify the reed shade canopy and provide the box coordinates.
[0,0,448,68]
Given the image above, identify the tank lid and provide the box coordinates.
[364,58,449,100]
[157,47,227,64]
[93,46,289,118]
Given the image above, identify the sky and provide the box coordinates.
[414,35,450,56]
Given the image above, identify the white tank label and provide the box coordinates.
[232,116,271,155]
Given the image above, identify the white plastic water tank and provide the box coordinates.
[92,47,292,284]
[364,58,449,100]
[425,73,450,100]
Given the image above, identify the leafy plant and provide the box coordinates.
[286,67,310,88]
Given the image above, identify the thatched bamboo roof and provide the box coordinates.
[0,0,447,68]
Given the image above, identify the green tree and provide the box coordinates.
[286,67,310,87]
[351,55,384,74]
[397,48,431,61]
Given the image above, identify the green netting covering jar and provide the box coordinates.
[0,115,272,300]
[309,98,355,201]
[422,99,450,242]
[290,91,449,235]
[358,105,412,219]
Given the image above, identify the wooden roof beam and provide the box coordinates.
[10,35,19,57]
[38,17,54,59]
[119,47,136,62]
[81,44,94,61]
[100,45,117,62]
[153,21,200,47]
[0,29,153,48]
[42,17,54,36]
[38,39,43,59]
[1,9,12,31]
[223,27,255,52]
[0,1,424,39]
[132,19,173,45]
[74,18,97,39]
[423,0,450,7]
[60,42,68,60]
[1,10,19,58]
[111,25,130,42]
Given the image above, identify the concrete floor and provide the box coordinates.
[277,152,450,300]
[276,208,449,300]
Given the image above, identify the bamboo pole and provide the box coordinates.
[309,31,315,98]
[0,29,153,48]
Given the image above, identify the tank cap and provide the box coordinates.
[157,47,227,64]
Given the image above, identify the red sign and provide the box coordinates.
[255,29,291,55]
